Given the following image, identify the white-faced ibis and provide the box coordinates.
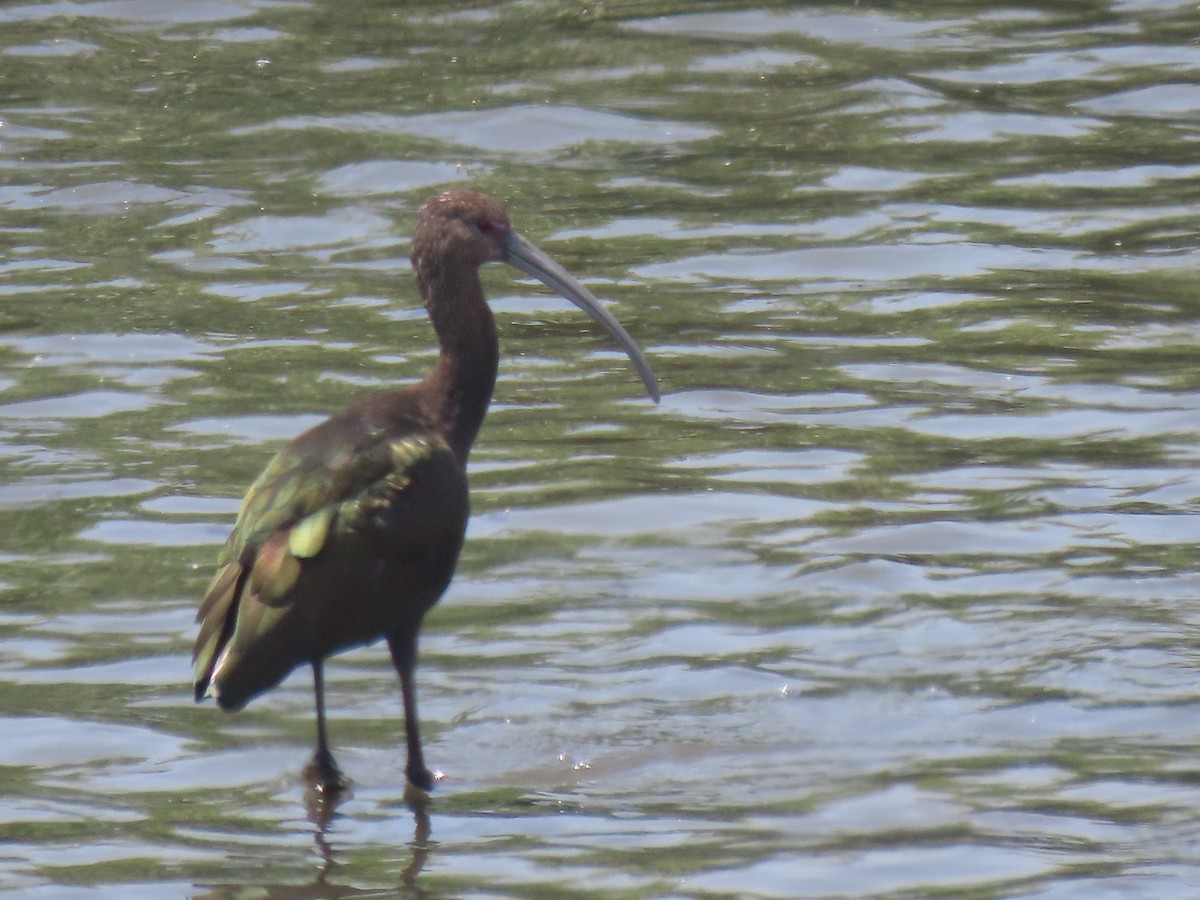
[192,190,659,795]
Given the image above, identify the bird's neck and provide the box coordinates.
[420,268,499,466]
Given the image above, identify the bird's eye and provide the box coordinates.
[477,218,504,238]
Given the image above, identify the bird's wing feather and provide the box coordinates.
[192,410,463,705]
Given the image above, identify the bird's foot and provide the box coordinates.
[304,748,351,797]
[403,766,443,809]
[303,750,352,829]
[403,762,443,806]
[406,761,435,792]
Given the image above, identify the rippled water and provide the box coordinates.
[3,1,1200,897]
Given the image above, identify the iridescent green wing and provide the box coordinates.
[192,420,455,699]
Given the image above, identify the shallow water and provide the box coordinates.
[3,1,1200,897]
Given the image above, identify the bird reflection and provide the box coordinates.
[310,777,433,891]
[303,762,353,837]
[400,794,433,890]
[193,788,432,900]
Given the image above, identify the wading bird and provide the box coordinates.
[192,190,659,795]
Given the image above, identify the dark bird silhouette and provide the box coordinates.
[192,190,659,795]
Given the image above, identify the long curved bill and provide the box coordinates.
[505,230,660,403]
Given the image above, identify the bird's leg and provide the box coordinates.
[388,629,435,792]
[304,658,347,795]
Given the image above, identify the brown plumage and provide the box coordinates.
[193,190,658,793]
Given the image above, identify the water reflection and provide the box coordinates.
[195,800,431,900]
[3,0,1200,897]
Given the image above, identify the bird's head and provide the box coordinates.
[413,190,513,272]
[410,189,660,403]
